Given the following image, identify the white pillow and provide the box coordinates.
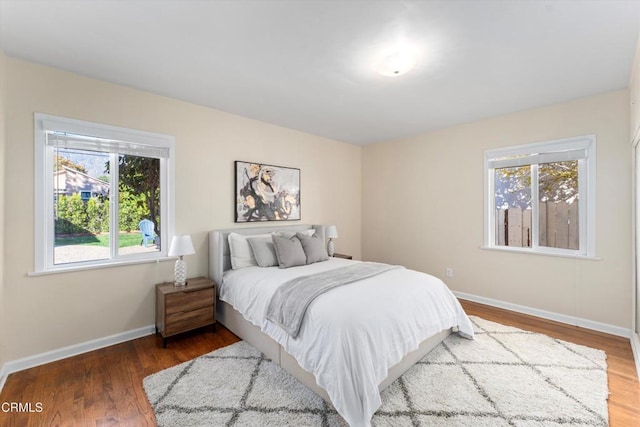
[228,232,272,269]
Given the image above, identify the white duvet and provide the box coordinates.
[220,258,474,427]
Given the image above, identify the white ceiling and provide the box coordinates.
[1,1,639,145]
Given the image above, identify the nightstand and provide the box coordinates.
[333,253,353,259]
[155,276,216,348]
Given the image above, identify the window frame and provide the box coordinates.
[34,113,175,274]
[483,135,596,258]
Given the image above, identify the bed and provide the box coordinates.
[209,224,474,427]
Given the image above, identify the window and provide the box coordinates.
[484,135,596,257]
[34,114,175,273]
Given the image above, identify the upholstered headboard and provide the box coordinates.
[208,224,325,285]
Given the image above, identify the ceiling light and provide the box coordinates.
[377,50,417,77]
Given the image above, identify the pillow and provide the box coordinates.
[296,232,329,264]
[247,236,278,267]
[272,235,306,268]
[228,232,271,269]
[276,229,316,239]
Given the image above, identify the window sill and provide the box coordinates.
[28,256,176,277]
[480,246,601,261]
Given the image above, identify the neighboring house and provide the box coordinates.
[53,166,109,201]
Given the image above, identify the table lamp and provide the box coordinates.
[168,235,195,286]
[326,225,338,257]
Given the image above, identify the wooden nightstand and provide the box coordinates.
[155,276,216,348]
[333,253,353,259]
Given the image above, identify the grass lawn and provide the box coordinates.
[55,232,144,248]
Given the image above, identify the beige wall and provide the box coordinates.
[363,90,631,329]
[632,36,640,140]
[631,35,640,338]
[0,51,6,371]
[2,57,361,362]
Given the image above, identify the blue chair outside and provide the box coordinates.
[139,219,157,247]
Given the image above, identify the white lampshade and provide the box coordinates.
[168,235,195,287]
[168,235,195,257]
[326,225,339,239]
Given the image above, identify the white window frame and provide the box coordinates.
[483,135,596,258]
[33,113,175,274]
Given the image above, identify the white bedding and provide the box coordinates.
[220,258,474,427]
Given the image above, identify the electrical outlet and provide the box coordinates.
[445,267,453,278]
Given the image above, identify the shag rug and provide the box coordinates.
[143,316,609,426]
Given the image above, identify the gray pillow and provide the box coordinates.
[276,229,315,239]
[296,232,329,264]
[272,235,306,268]
[247,236,278,267]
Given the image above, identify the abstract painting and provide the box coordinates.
[235,161,301,222]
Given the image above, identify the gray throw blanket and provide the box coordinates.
[266,262,401,338]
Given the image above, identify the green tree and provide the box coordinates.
[538,161,578,203]
[55,194,91,234]
[107,155,160,236]
[54,155,87,174]
[119,190,149,232]
[55,195,70,234]
[497,160,578,209]
[86,197,104,233]
[68,193,87,233]
[101,198,110,232]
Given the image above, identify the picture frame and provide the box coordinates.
[235,161,301,223]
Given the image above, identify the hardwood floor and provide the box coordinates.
[0,302,638,426]
[0,327,240,427]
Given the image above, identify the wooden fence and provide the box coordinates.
[496,201,578,249]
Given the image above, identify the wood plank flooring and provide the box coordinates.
[0,301,638,426]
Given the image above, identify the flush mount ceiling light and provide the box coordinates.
[377,49,417,77]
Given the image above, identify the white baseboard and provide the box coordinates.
[454,291,631,338]
[0,362,6,393]
[0,324,155,393]
[631,331,640,382]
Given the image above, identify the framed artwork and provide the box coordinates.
[235,161,301,222]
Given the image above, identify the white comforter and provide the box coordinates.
[220,258,474,427]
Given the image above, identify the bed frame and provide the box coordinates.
[209,224,451,404]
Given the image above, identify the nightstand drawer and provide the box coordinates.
[156,276,217,347]
[165,288,214,314]
[165,306,215,335]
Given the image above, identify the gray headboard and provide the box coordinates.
[209,224,325,285]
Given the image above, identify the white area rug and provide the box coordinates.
[143,316,609,426]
